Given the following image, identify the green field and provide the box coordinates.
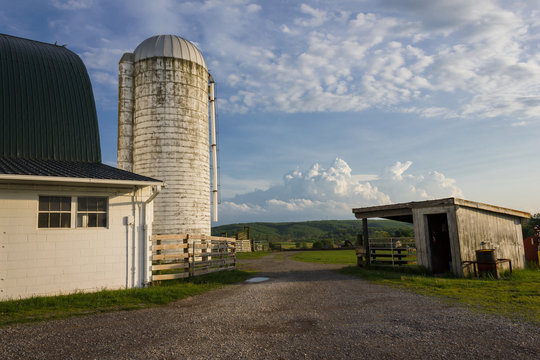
[292,250,357,264]
[0,270,251,327]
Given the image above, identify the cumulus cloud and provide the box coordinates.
[42,0,540,122]
[218,158,463,224]
[196,0,540,122]
[52,0,96,10]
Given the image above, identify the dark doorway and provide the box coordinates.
[427,213,452,273]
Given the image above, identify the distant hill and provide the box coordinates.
[212,220,414,244]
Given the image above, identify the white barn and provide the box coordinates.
[0,34,164,300]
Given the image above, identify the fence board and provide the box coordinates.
[153,253,189,261]
[191,258,236,267]
[151,234,236,282]
[153,272,189,281]
[152,263,189,271]
[153,243,189,250]
[152,234,188,240]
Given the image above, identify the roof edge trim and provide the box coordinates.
[0,174,165,187]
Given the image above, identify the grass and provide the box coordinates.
[340,265,540,324]
[236,251,272,260]
[292,250,539,323]
[291,250,357,264]
[0,269,252,327]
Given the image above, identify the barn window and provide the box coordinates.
[38,196,72,228]
[77,197,108,228]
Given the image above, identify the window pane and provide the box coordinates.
[49,213,61,228]
[38,213,49,228]
[78,197,87,212]
[88,213,97,227]
[39,196,49,211]
[77,214,87,228]
[60,197,71,211]
[50,197,60,211]
[96,198,106,212]
[88,197,97,212]
[61,213,71,228]
[97,213,107,227]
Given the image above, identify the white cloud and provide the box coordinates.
[218,158,463,224]
[294,4,328,27]
[52,0,96,10]
[45,0,540,123]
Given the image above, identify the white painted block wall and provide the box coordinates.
[0,183,153,300]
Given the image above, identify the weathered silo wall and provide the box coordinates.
[118,53,134,172]
[118,35,211,235]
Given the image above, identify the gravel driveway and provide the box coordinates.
[0,252,538,359]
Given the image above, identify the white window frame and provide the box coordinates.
[37,196,72,229]
[76,196,109,228]
[37,195,109,230]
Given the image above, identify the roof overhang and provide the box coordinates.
[352,197,531,220]
[0,174,165,188]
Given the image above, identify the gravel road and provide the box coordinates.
[0,252,538,359]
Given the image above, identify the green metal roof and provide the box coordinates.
[0,34,101,162]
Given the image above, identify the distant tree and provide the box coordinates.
[523,213,540,238]
[371,230,391,238]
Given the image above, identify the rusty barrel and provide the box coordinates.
[476,249,498,278]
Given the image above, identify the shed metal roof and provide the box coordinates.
[352,198,531,220]
[0,33,101,162]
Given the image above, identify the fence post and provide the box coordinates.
[187,234,194,277]
[363,218,370,266]
[156,237,161,280]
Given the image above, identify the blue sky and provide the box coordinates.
[2,0,539,224]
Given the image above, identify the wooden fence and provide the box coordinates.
[151,234,236,281]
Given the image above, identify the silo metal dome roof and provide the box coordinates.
[133,35,207,69]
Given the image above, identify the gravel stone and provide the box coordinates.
[0,252,538,359]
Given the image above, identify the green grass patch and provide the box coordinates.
[292,250,357,264]
[340,266,540,324]
[236,251,272,260]
[0,270,251,327]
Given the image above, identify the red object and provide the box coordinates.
[523,236,539,264]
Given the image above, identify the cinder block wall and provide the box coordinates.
[0,184,150,300]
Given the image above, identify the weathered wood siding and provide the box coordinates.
[456,206,525,271]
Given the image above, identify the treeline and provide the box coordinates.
[523,213,540,238]
[212,219,414,244]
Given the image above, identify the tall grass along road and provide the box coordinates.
[0,251,537,359]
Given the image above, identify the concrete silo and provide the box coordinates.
[118,35,218,235]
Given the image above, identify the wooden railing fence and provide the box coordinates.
[151,234,236,281]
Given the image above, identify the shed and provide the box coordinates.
[352,198,531,276]
[0,34,164,300]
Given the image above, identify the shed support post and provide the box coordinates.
[362,218,370,266]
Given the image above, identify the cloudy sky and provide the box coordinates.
[2,0,539,224]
